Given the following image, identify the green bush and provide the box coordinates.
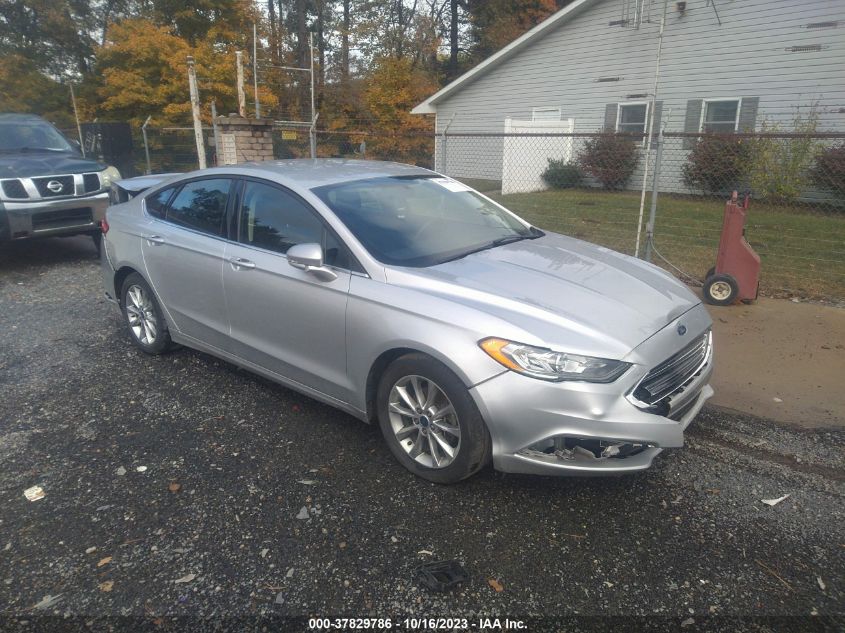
[681,135,751,195]
[577,132,639,190]
[810,143,845,197]
[541,159,582,189]
[749,112,820,205]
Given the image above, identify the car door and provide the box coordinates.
[222,178,356,403]
[141,177,233,350]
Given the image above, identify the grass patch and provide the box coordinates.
[489,188,845,301]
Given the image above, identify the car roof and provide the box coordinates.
[219,159,436,189]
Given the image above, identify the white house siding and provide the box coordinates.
[429,0,845,192]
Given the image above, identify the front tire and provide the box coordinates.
[120,273,172,354]
[377,354,491,484]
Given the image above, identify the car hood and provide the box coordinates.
[387,232,701,358]
[0,152,106,179]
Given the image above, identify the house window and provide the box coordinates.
[532,107,561,121]
[702,99,740,133]
[617,103,648,134]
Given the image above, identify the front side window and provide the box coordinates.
[702,100,740,133]
[166,178,231,236]
[617,103,648,134]
[239,181,324,254]
[313,176,537,267]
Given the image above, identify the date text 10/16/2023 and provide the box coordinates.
[308,618,527,630]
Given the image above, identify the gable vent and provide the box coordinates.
[806,21,838,29]
[785,44,823,53]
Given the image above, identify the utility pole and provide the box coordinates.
[210,101,222,167]
[236,51,246,117]
[187,56,207,170]
[69,83,84,156]
[253,23,261,118]
[309,31,316,159]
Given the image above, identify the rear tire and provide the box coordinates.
[377,354,491,484]
[120,273,172,354]
[703,273,739,306]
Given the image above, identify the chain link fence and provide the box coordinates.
[131,122,844,302]
[436,130,845,303]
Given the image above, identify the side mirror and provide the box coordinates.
[286,242,338,282]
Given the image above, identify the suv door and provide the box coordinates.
[222,179,355,403]
[141,177,233,350]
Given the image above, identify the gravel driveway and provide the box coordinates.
[1,236,843,628]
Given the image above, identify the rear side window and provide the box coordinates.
[166,179,231,236]
[145,187,175,219]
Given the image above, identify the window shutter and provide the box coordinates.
[683,99,703,149]
[738,97,759,132]
[604,103,618,131]
[650,100,663,141]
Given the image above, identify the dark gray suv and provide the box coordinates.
[0,113,120,248]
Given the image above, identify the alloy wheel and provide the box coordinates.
[387,375,461,469]
[125,284,158,346]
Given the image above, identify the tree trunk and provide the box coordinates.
[341,0,350,84]
[295,0,308,115]
[268,0,278,61]
[448,0,459,79]
[316,0,325,108]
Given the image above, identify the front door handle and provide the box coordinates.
[228,257,256,270]
[144,235,165,245]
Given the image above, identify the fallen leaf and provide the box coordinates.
[136,466,147,473]
[116,466,127,476]
[168,482,182,493]
[297,480,317,485]
[761,494,790,507]
[97,556,112,567]
[487,578,504,592]
[817,576,826,591]
[174,574,196,584]
[99,581,114,592]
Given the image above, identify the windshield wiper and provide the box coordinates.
[0,147,68,154]
[439,231,540,264]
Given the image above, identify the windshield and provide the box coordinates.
[0,120,74,153]
[312,176,539,267]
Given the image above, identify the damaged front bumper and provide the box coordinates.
[470,303,714,475]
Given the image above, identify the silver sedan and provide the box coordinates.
[101,160,713,483]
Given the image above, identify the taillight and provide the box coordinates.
[100,217,110,234]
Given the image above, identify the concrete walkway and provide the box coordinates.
[704,295,845,428]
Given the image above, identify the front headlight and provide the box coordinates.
[99,166,121,188]
[480,337,631,383]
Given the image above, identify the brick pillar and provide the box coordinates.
[215,115,275,165]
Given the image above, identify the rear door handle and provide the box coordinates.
[228,257,256,270]
[144,235,165,245]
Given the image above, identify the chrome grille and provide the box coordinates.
[33,175,74,197]
[1,179,28,199]
[633,330,711,406]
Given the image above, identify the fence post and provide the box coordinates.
[644,125,665,262]
[440,114,456,176]
[210,101,222,167]
[187,56,207,170]
[141,115,152,175]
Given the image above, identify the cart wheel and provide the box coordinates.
[703,274,739,306]
[705,266,716,280]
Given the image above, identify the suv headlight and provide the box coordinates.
[99,166,121,188]
[480,337,631,383]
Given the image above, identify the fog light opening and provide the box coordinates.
[520,436,652,462]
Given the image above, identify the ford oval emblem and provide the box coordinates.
[677,324,687,336]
